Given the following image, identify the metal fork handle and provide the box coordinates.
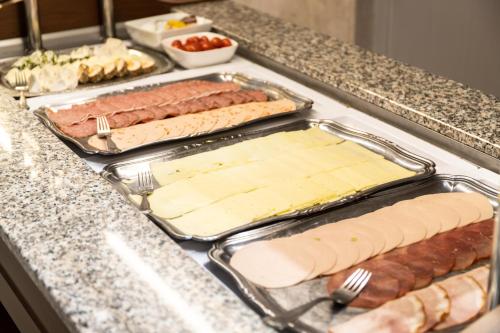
[139,192,150,212]
[263,296,341,330]
[105,135,119,152]
[19,91,27,109]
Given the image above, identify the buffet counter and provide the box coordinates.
[174,1,499,168]
[0,1,498,333]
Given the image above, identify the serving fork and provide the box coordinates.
[96,116,119,152]
[263,268,372,330]
[14,70,30,109]
[137,170,154,212]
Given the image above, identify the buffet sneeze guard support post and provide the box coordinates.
[0,0,43,52]
[100,0,116,39]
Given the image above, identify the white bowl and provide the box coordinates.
[125,13,213,51]
[162,32,238,69]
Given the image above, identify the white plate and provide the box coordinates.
[162,32,238,69]
[124,13,213,51]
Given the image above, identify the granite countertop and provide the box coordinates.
[0,1,498,333]
[0,93,272,332]
[176,1,499,160]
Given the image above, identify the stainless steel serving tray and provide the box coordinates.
[101,118,435,241]
[0,43,174,98]
[33,72,314,155]
[208,175,499,333]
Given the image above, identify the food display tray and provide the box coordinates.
[33,72,314,155]
[208,175,498,333]
[0,43,174,98]
[101,118,435,241]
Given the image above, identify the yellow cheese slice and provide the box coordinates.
[338,140,385,160]
[308,172,356,198]
[329,167,378,191]
[371,159,416,179]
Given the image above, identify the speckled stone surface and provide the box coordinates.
[176,1,499,159]
[0,94,272,332]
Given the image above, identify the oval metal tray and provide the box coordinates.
[101,118,436,242]
[33,72,314,155]
[208,175,499,333]
[0,43,174,98]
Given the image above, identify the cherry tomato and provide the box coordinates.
[171,40,182,49]
[200,36,209,43]
[199,41,213,51]
[186,36,200,44]
[221,38,232,47]
[211,37,223,48]
[184,44,197,52]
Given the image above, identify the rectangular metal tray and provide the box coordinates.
[33,72,314,155]
[208,175,499,333]
[0,43,174,98]
[101,118,435,241]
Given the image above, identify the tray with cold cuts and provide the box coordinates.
[101,118,434,241]
[34,72,312,155]
[208,175,498,332]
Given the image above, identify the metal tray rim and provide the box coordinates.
[207,174,499,332]
[34,72,314,155]
[101,118,436,242]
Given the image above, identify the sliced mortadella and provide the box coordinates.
[394,200,441,238]
[229,238,315,288]
[301,235,361,275]
[309,223,375,264]
[417,193,480,227]
[372,207,427,247]
[290,235,337,279]
[462,192,494,221]
[334,218,386,255]
[329,295,425,333]
[435,275,486,330]
[408,284,450,332]
[411,201,460,232]
[356,213,404,253]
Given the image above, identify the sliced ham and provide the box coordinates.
[48,80,241,126]
[358,259,416,297]
[57,89,270,138]
[379,248,434,289]
[435,275,486,330]
[465,218,494,239]
[330,295,425,333]
[405,241,454,277]
[446,229,492,260]
[408,284,450,332]
[431,233,478,270]
[327,268,400,309]
[467,266,489,292]
[58,119,97,138]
